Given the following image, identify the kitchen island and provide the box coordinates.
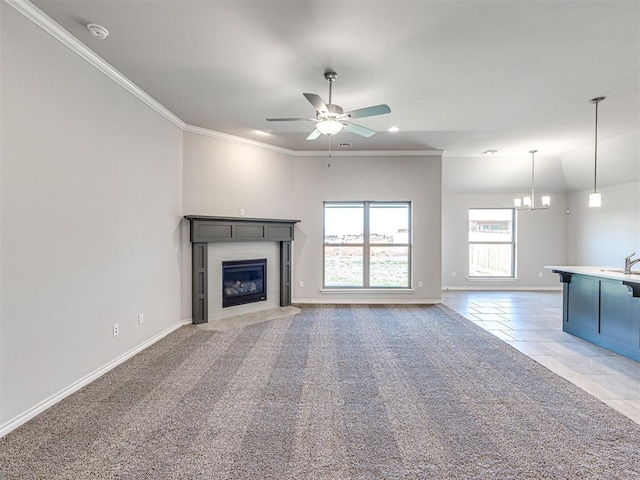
[546,266,640,362]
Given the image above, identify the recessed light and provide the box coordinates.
[87,23,109,40]
[388,126,400,132]
[481,149,499,155]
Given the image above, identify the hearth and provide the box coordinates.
[222,259,267,308]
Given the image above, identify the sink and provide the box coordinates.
[601,269,640,275]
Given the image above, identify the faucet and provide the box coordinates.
[624,252,640,274]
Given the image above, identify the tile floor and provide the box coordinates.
[442,290,640,424]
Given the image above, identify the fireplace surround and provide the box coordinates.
[185,215,300,324]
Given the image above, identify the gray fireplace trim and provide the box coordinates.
[184,215,300,324]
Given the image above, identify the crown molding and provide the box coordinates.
[8,0,444,159]
[183,125,443,157]
[183,124,297,156]
[295,149,445,157]
[5,0,186,129]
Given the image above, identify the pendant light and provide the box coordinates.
[588,96,605,208]
[514,150,550,210]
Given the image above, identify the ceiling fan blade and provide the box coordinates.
[341,104,391,119]
[306,129,322,140]
[343,122,376,138]
[266,117,315,122]
[303,93,328,113]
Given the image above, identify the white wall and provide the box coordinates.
[1,5,183,427]
[292,154,443,303]
[561,129,640,268]
[567,182,640,267]
[0,0,4,428]
[442,153,569,289]
[181,131,295,320]
[443,154,567,194]
[181,136,443,306]
[442,193,568,289]
[561,131,640,191]
[182,132,295,218]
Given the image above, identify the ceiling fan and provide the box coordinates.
[266,71,391,140]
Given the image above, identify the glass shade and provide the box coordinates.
[316,119,343,136]
[523,197,532,208]
[468,208,515,278]
[323,246,363,287]
[324,203,364,244]
[468,209,513,242]
[369,246,409,287]
[514,198,522,208]
[589,192,602,208]
[369,203,409,244]
[542,195,551,207]
[469,243,514,277]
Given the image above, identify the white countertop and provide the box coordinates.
[545,265,640,284]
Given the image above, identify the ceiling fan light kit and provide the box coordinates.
[316,120,343,136]
[266,70,391,140]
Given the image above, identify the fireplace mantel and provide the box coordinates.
[184,216,300,324]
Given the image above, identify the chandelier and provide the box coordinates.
[514,150,550,210]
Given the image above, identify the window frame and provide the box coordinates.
[323,201,412,289]
[468,207,516,279]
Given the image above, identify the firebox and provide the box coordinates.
[222,259,267,308]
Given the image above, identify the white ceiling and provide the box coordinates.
[28,0,639,159]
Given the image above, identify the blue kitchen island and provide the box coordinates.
[547,266,640,362]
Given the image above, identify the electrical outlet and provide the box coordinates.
[113,323,119,337]
[138,313,144,325]
[452,272,457,278]
[298,280,304,288]
[240,208,245,216]
[418,281,423,288]
[538,272,543,278]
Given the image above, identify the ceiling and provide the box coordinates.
[28,0,640,157]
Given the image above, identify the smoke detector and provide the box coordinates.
[87,23,109,40]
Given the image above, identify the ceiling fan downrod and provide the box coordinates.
[324,71,337,105]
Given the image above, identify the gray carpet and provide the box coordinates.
[2,304,640,479]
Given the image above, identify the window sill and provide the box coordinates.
[321,288,416,294]
[466,277,519,282]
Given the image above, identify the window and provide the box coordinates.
[324,202,411,288]
[468,208,515,278]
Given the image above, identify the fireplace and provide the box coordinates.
[222,259,267,308]
[185,215,299,324]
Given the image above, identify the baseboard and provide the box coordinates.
[293,298,442,305]
[0,318,192,439]
[442,286,562,291]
